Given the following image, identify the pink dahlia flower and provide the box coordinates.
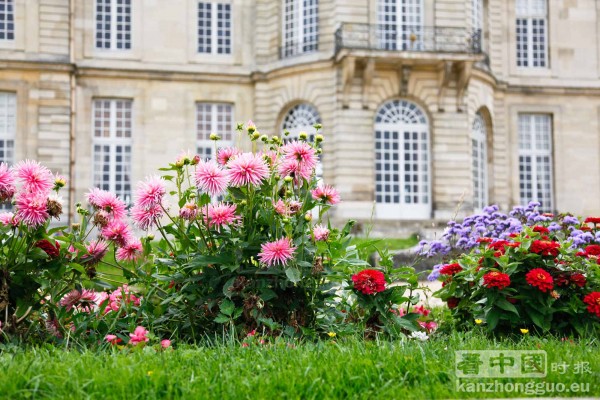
[217,147,242,166]
[0,162,15,202]
[86,188,127,220]
[161,339,172,349]
[60,289,100,312]
[280,141,318,169]
[129,326,149,345]
[258,238,296,267]
[15,192,49,227]
[203,203,239,231]
[13,159,54,195]
[179,202,199,221]
[134,175,166,209]
[227,153,269,187]
[311,185,341,205]
[312,224,330,241]
[101,219,132,247]
[195,160,229,196]
[84,240,109,266]
[0,212,18,227]
[131,202,164,231]
[277,158,314,181]
[116,238,143,262]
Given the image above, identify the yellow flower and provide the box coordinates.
[520,329,529,334]
[147,371,154,376]
[475,319,483,325]
[327,332,336,338]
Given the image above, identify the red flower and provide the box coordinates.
[584,244,600,256]
[440,263,463,275]
[447,297,460,309]
[555,274,569,287]
[533,226,550,234]
[507,297,519,304]
[525,268,554,292]
[35,239,61,259]
[488,240,520,256]
[477,237,493,243]
[583,292,600,318]
[584,217,600,224]
[482,271,511,290]
[581,225,592,232]
[351,269,386,295]
[570,273,587,288]
[530,240,560,257]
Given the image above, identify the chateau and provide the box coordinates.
[1,0,599,230]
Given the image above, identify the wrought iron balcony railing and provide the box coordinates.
[335,23,482,55]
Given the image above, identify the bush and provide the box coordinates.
[421,204,600,335]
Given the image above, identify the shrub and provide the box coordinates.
[424,205,600,335]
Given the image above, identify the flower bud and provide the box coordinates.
[315,134,324,143]
[299,131,308,140]
[313,123,322,130]
[191,155,200,165]
[236,122,244,131]
[71,223,80,231]
[304,213,312,222]
[282,218,290,224]
[283,130,290,137]
[284,176,293,183]
[147,233,155,240]
[251,132,260,141]
[271,136,280,144]
[210,133,220,141]
[260,134,269,142]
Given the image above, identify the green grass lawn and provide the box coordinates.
[350,234,419,251]
[1,331,597,399]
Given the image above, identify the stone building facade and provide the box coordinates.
[1,0,599,231]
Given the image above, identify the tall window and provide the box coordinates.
[95,0,132,50]
[377,0,423,51]
[0,0,14,40]
[374,100,430,219]
[472,0,483,48]
[518,114,553,212]
[281,103,322,179]
[0,92,15,210]
[196,103,233,161]
[282,0,319,57]
[516,0,547,68]
[472,112,488,211]
[93,99,133,202]
[198,2,232,55]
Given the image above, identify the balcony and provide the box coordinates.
[335,23,482,57]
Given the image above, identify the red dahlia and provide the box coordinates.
[525,268,554,292]
[447,297,460,309]
[584,217,600,224]
[533,226,550,234]
[35,239,61,259]
[583,292,600,318]
[477,237,493,243]
[439,263,463,275]
[570,273,587,288]
[584,244,600,256]
[530,240,560,257]
[351,269,386,295]
[483,271,511,290]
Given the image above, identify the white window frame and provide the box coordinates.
[281,103,323,180]
[196,103,234,162]
[374,100,430,220]
[0,92,15,210]
[516,0,548,68]
[281,0,319,57]
[94,0,132,50]
[0,0,14,41]
[197,1,232,55]
[92,99,133,203]
[471,112,488,211]
[377,0,424,51]
[518,114,553,212]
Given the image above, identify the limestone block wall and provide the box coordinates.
[73,75,254,204]
[0,67,71,176]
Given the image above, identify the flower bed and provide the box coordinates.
[420,204,600,335]
[0,122,430,346]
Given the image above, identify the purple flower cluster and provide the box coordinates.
[420,201,584,281]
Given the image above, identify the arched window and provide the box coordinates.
[281,103,323,179]
[374,100,430,219]
[377,0,424,51]
[472,112,488,211]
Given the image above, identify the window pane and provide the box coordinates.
[0,0,15,40]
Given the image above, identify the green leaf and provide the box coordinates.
[214,314,230,324]
[219,299,235,316]
[486,308,501,330]
[285,267,301,283]
[222,277,237,298]
[393,316,418,332]
[495,297,520,316]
